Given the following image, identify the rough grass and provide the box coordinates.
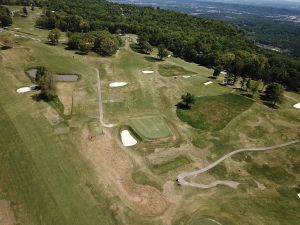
[129,116,171,140]
[131,170,161,190]
[188,218,222,225]
[158,64,195,77]
[149,155,192,175]
[177,93,254,131]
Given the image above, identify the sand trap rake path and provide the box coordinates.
[177,139,299,189]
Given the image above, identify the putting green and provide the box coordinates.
[128,116,171,140]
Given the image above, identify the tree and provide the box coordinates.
[79,41,92,54]
[31,4,35,11]
[94,36,118,56]
[35,66,46,83]
[139,41,152,54]
[265,83,284,106]
[67,34,81,49]
[157,44,168,60]
[0,6,12,27]
[213,66,222,78]
[176,92,196,110]
[23,6,28,17]
[48,28,61,45]
[249,80,260,96]
[37,71,56,101]
[240,77,247,90]
[246,78,251,91]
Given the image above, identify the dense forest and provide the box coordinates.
[1,0,300,91]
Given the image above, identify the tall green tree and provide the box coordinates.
[240,77,247,90]
[177,92,196,110]
[23,6,28,17]
[157,44,168,60]
[38,71,56,101]
[265,83,284,106]
[48,28,61,45]
[213,66,222,78]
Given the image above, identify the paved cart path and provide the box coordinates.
[95,68,115,128]
[177,139,299,189]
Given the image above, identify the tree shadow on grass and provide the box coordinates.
[240,93,253,98]
[208,76,217,79]
[260,95,278,109]
[144,56,162,63]
[75,51,87,55]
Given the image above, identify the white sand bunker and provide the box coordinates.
[183,75,191,78]
[142,71,154,74]
[293,103,300,109]
[204,81,213,86]
[109,82,128,88]
[17,85,39,93]
[121,130,137,147]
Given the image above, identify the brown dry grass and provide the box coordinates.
[55,83,75,116]
[0,200,16,225]
[81,128,168,216]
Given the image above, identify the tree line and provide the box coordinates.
[3,0,300,91]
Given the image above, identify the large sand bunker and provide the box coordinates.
[293,103,300,109]
[109,82,127,88]
[121,130,137,147]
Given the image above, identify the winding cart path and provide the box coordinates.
[177,139,299,189]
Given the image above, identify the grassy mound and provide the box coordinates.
[129,116,171,140]
[177,94,254,131]
[149,155,192,175]
[158,64,195,77]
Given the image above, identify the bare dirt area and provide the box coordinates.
[81,128,168,216]
[0,200,16,225]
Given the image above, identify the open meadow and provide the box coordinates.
[0,6,300,225]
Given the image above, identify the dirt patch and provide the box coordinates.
[81,129,168,216]
[0,200,16,225]
[43,106,63,125]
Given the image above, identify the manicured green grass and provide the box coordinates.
[149,155,192,175]
[177,93,254,131]
[129,116,171,140]
[158,64,195,77]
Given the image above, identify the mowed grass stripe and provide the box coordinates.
[0,105,117,225]
[129,116,171,140]
[150,155,192,175]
